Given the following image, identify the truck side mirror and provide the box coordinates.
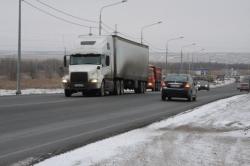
[64,55,67,67]
[64,55,69,67]
[106,56,110,66]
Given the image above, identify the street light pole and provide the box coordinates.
[16,0,22,95]
[99,0,127,36]
[140,21,162,44]
[180,43,196,73]
[166,36,184,75]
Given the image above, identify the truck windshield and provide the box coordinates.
[70,54,101,65]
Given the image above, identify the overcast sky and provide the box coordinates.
[0,0,250,52]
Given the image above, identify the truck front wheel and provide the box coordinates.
[64,89,72,97]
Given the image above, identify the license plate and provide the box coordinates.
[74,84,84,87]
[171,84,180,88]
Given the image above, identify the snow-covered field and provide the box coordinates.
[0,89,63,96]
[35,94,250,166]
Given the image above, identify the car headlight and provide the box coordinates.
[90,79,98,83]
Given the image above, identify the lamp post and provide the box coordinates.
[140,21,162,44]
[166,36,184,75]
[16,0,22,95]
[99,0,127,36]
[180,43,196,73]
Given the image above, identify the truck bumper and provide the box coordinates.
[63,82,99,91]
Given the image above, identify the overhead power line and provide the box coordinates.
[101,22,140,41]
[143,39,165,51]
[35,0,98,24]
[24,0,146,42]
[23,0,97,29]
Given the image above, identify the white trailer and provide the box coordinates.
[62,35,149,97]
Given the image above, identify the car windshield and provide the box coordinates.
[165,75,188,82]
[70,54,101,65]
[200,80,208,84]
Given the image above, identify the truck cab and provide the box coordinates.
[62,36,113,97]
[147,65,162,91]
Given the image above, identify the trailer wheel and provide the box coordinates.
[64,89,72,97]
[114,80,121,95]
[120,80,124,95]
[136,82,144,94]
[161,94,166,101]
[142,82,146,93]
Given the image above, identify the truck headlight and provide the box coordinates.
[90,79,98,83]
[62,79,68,83]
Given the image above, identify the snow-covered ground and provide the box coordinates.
[210,78,235,88]
[35,94,250,166]
[0,89,63,96]
[0,78,235,96]
[210,78,234,88]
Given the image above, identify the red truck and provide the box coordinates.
[147,65,162,91]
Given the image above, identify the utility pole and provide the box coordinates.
[114,24,118,35]
[99,0,127,36]
[16,0,22,95]
[180,43,196,73]
[88,27,93,36]
[140,21,162,44]
[166,36,184,75]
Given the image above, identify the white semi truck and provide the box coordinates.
[62,35,149,97]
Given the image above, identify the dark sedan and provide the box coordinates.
[161,74,197,101]
[197,80,210,91]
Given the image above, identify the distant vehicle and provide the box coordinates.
[147,65,162,91]
[239,76,250,92]
[216,74,225,81]
[62,35,149,97]
[197,80,210,91]
[235,75,240,83]
[161,74,197,101]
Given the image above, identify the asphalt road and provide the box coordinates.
[0,84,241,165]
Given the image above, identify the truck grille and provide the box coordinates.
[70,72,88,83]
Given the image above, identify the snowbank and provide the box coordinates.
[0,89,63,96]
[210,78,235,88]
[36,94,250,166]
[0,79,234,96]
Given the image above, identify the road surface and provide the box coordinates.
[0,84,241,165]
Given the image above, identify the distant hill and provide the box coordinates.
[0,50,64,60]
[149,52,250,64]
[0,50,249,64]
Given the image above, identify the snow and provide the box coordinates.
[210,78,235,88]
[0,79,234,96]
[35,94,250,166]
[0,89,63,96]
